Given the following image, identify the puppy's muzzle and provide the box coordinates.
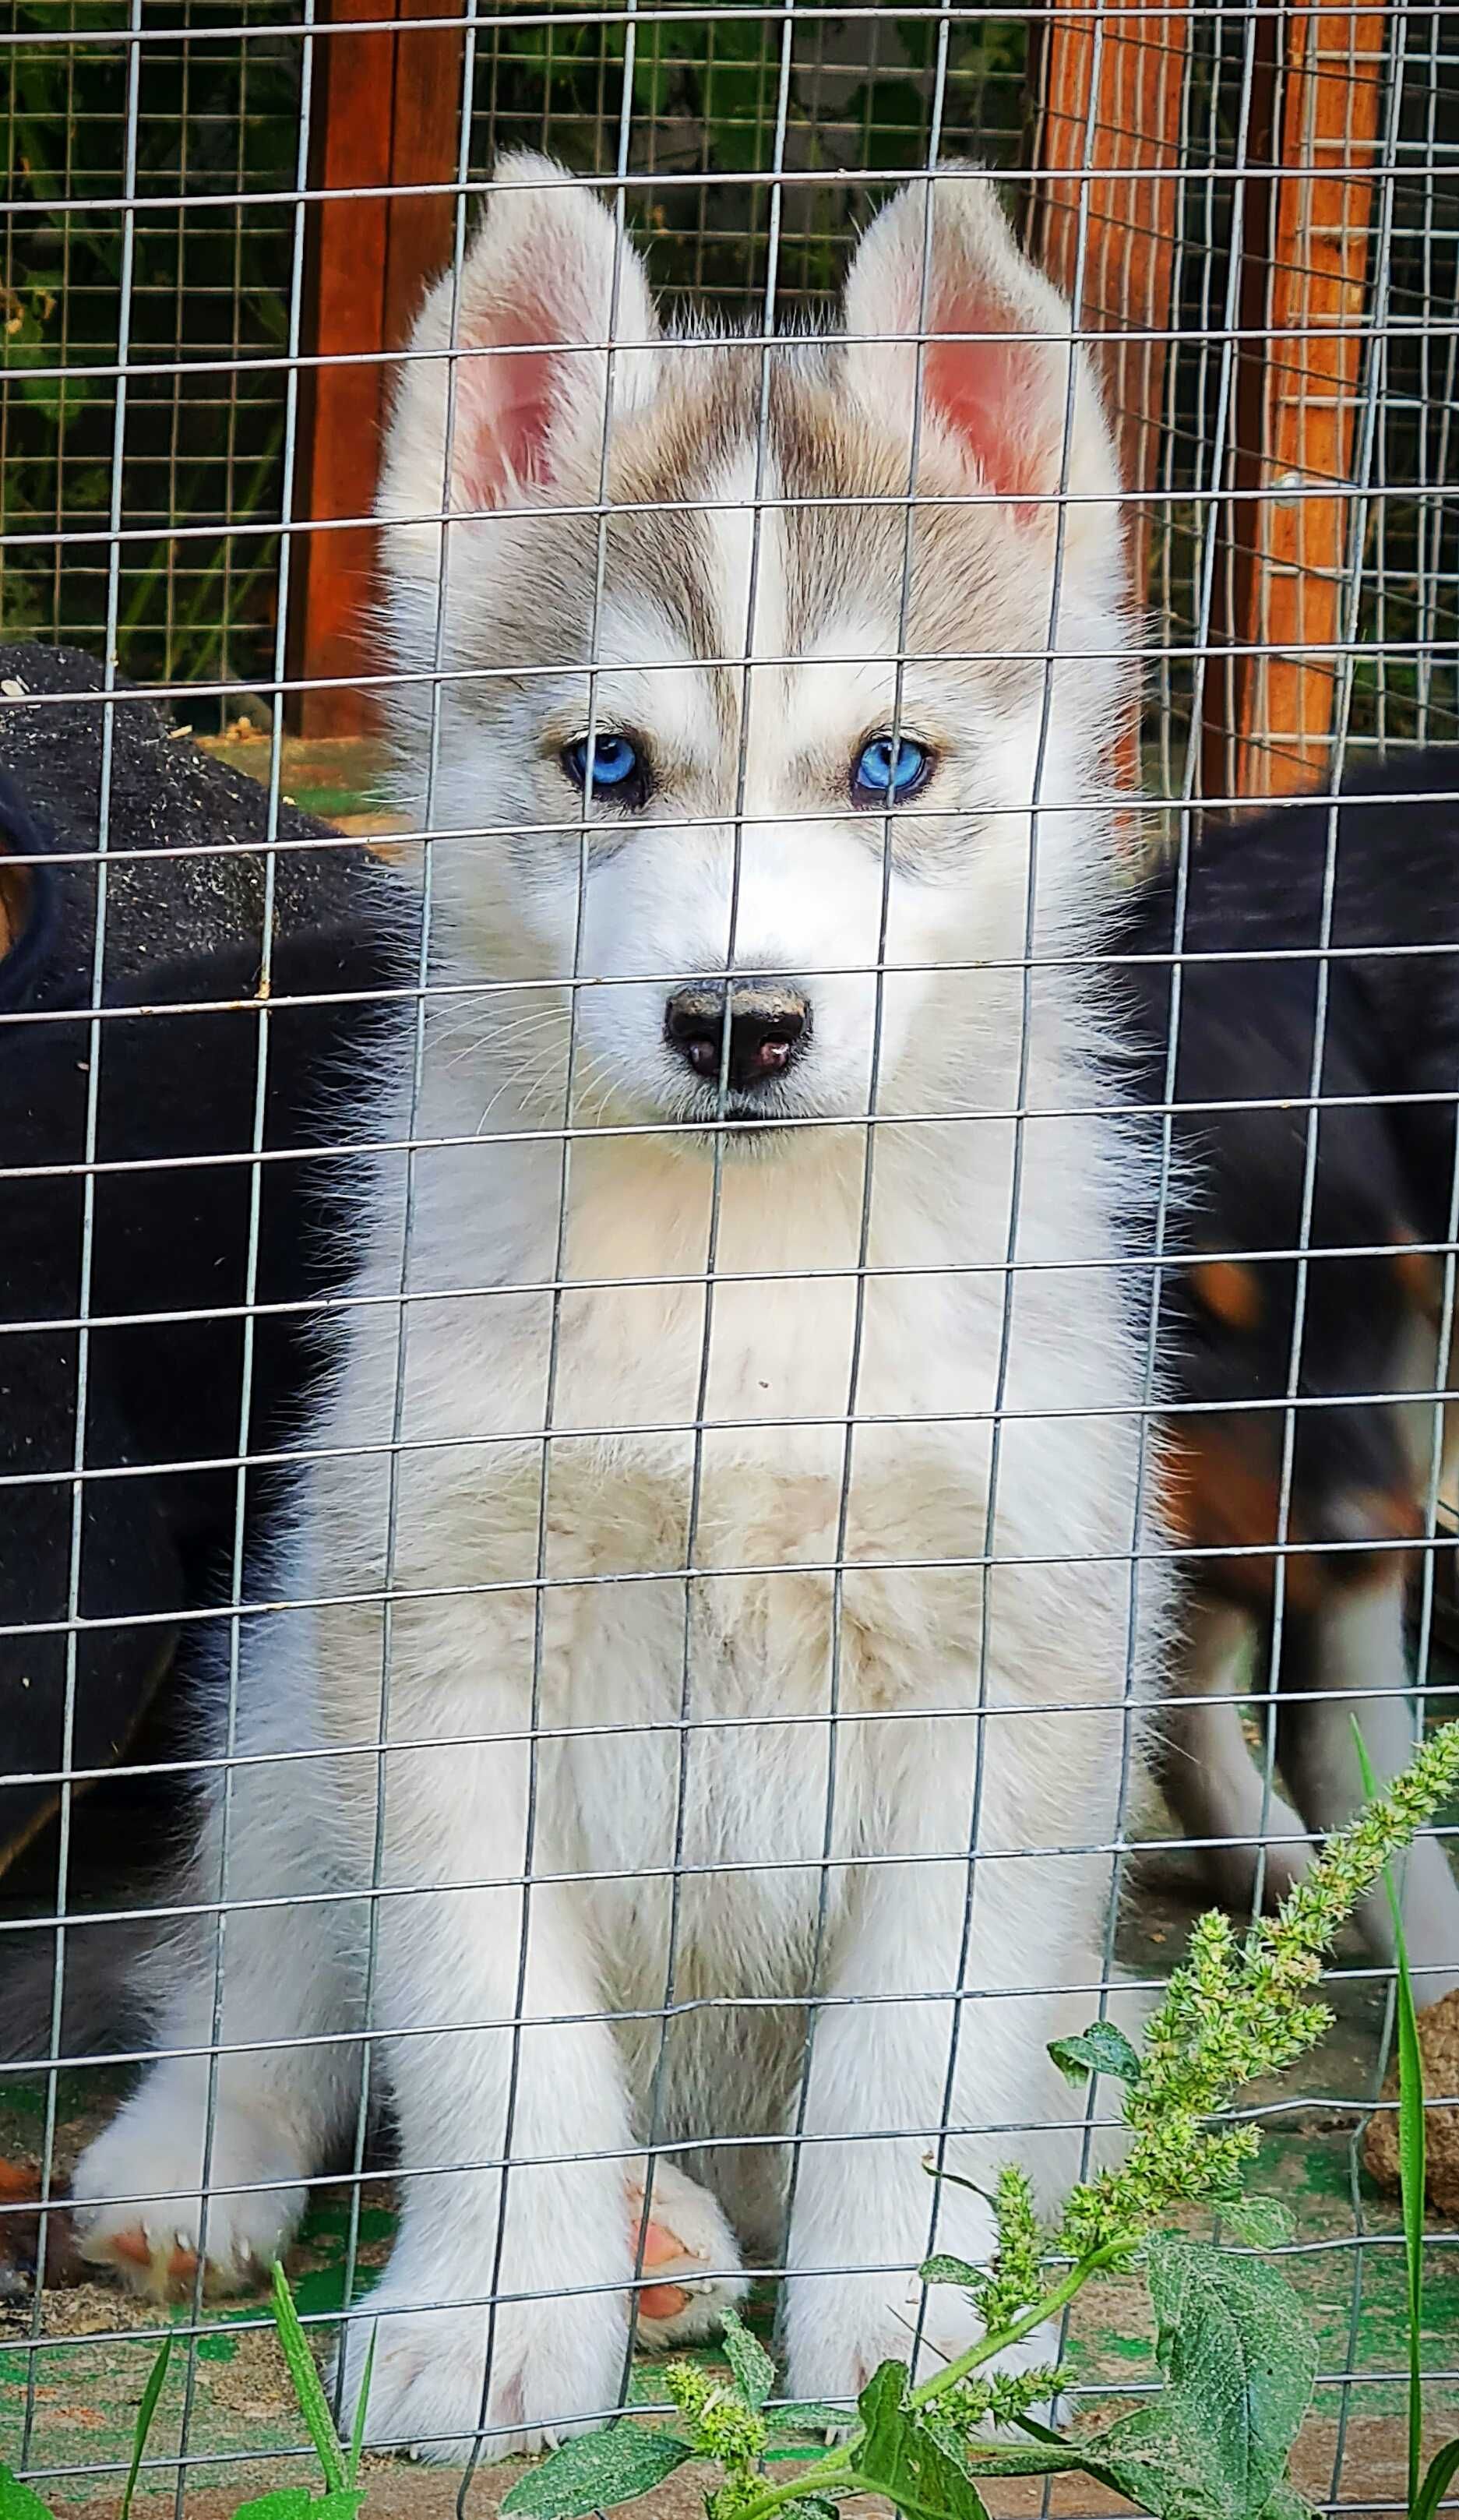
[664,978,812,1096]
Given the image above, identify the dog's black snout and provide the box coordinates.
[664,979,811,1093]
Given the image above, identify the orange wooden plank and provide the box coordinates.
[1028,0,1190,816]
[289,0,465,738]
[1030,0,1191,612]
[385,0,467,358]
[290,0,396,738]
[1214,2,1385,799]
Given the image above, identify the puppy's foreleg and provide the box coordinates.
[1279,1573,1459,2004]
[1159,1593,1314,1911]
[331,1642,636,2463]
[780,1702,1130,2407]
[72,1609,365,2293]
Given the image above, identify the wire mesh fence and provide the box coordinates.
[2,4,1459,2514]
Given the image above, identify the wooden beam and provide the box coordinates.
[288,0,394,740]
[1027,0,1190,819]
[384,0,468,358]
[288,0,465,738]
[1202,2,1281,809]
[1204,2,1386,801]
[1029,0,1191,613]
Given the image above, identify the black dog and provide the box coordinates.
[1121,752,1459,1998]
[0,749,410,2060]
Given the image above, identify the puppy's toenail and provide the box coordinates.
[640,2283,690,2321]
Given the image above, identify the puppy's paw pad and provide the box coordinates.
[94,2227,201,2293]
[71,2092,305,2299]
[626,2161,748,2348]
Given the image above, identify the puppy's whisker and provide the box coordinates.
[569,1049,627,1126]
[444,1014,567,1075]
[472,1041,570,1136]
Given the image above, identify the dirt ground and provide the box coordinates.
[5,1842,1457,2515]
[42,2419,1459,2520]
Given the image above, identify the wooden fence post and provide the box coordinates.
[1203,1,1387,801]
[1027,0,1191,808]
[288,0,466,737]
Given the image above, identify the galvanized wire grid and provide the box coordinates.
[1,5,1458,2515]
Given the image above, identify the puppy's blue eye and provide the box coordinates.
[562,731,648,802]
[851,733,932,805]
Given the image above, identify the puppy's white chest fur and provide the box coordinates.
[371,1133,1012,2022]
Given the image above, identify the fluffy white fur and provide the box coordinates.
[72,157,1170,2460]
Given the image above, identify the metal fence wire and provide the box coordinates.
[1,3,1458,2512]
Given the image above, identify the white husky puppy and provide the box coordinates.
[72,157,1166,2459]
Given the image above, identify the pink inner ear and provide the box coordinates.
[453,309,563,511]
[922,283,1048,521]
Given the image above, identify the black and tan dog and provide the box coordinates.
[1122,750,1459,2001]
[0,697,407,2046]
[0,729,407,2295]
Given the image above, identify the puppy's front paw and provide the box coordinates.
[334,2282,629,2463]
[71,2084,306,2299]
[626,2158,748,2349]
[784,2266,1057,2411]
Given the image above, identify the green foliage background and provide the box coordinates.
[2,0,1454,749]
[0,4,1026,706]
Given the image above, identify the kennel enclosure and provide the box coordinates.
[2,2,1459,2511]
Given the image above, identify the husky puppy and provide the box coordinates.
[72,157,1166,2458]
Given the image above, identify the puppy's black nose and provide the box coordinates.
[664,980,810,1093]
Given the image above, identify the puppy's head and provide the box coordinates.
[377,154,1129,1145]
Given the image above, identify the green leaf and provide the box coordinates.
[1081,2401,1222,2515]
[1394,1955,1426,2514]
[1047,2024,1141,2089]
[989,2409,1197,2500]
[1073,2268,1320,2520]
[939,2445,1107,2479]
[120,2334,172,2520]
[270,2263,346,2494]
[919,2254,985,2289]
[767,2402,853,2437]
[1217,2196,1295,2250]
[345,2324,375,2487]
[228,2494,363,2520]
[855,2362,992,2520]
[1144,2233,1317,2519]
[719,2304,776,2410]
[268,2278,347,2490]
[229,2494,319,2520]
[0,2467,55,2520]
[1412,2437,1459,2520]
[1354,1722,1426,2511]
[502,2426,696,2518]
[1255,2487,1316,2520]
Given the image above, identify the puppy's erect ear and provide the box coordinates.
[840,164,1120,531]
[377,152,660,573]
